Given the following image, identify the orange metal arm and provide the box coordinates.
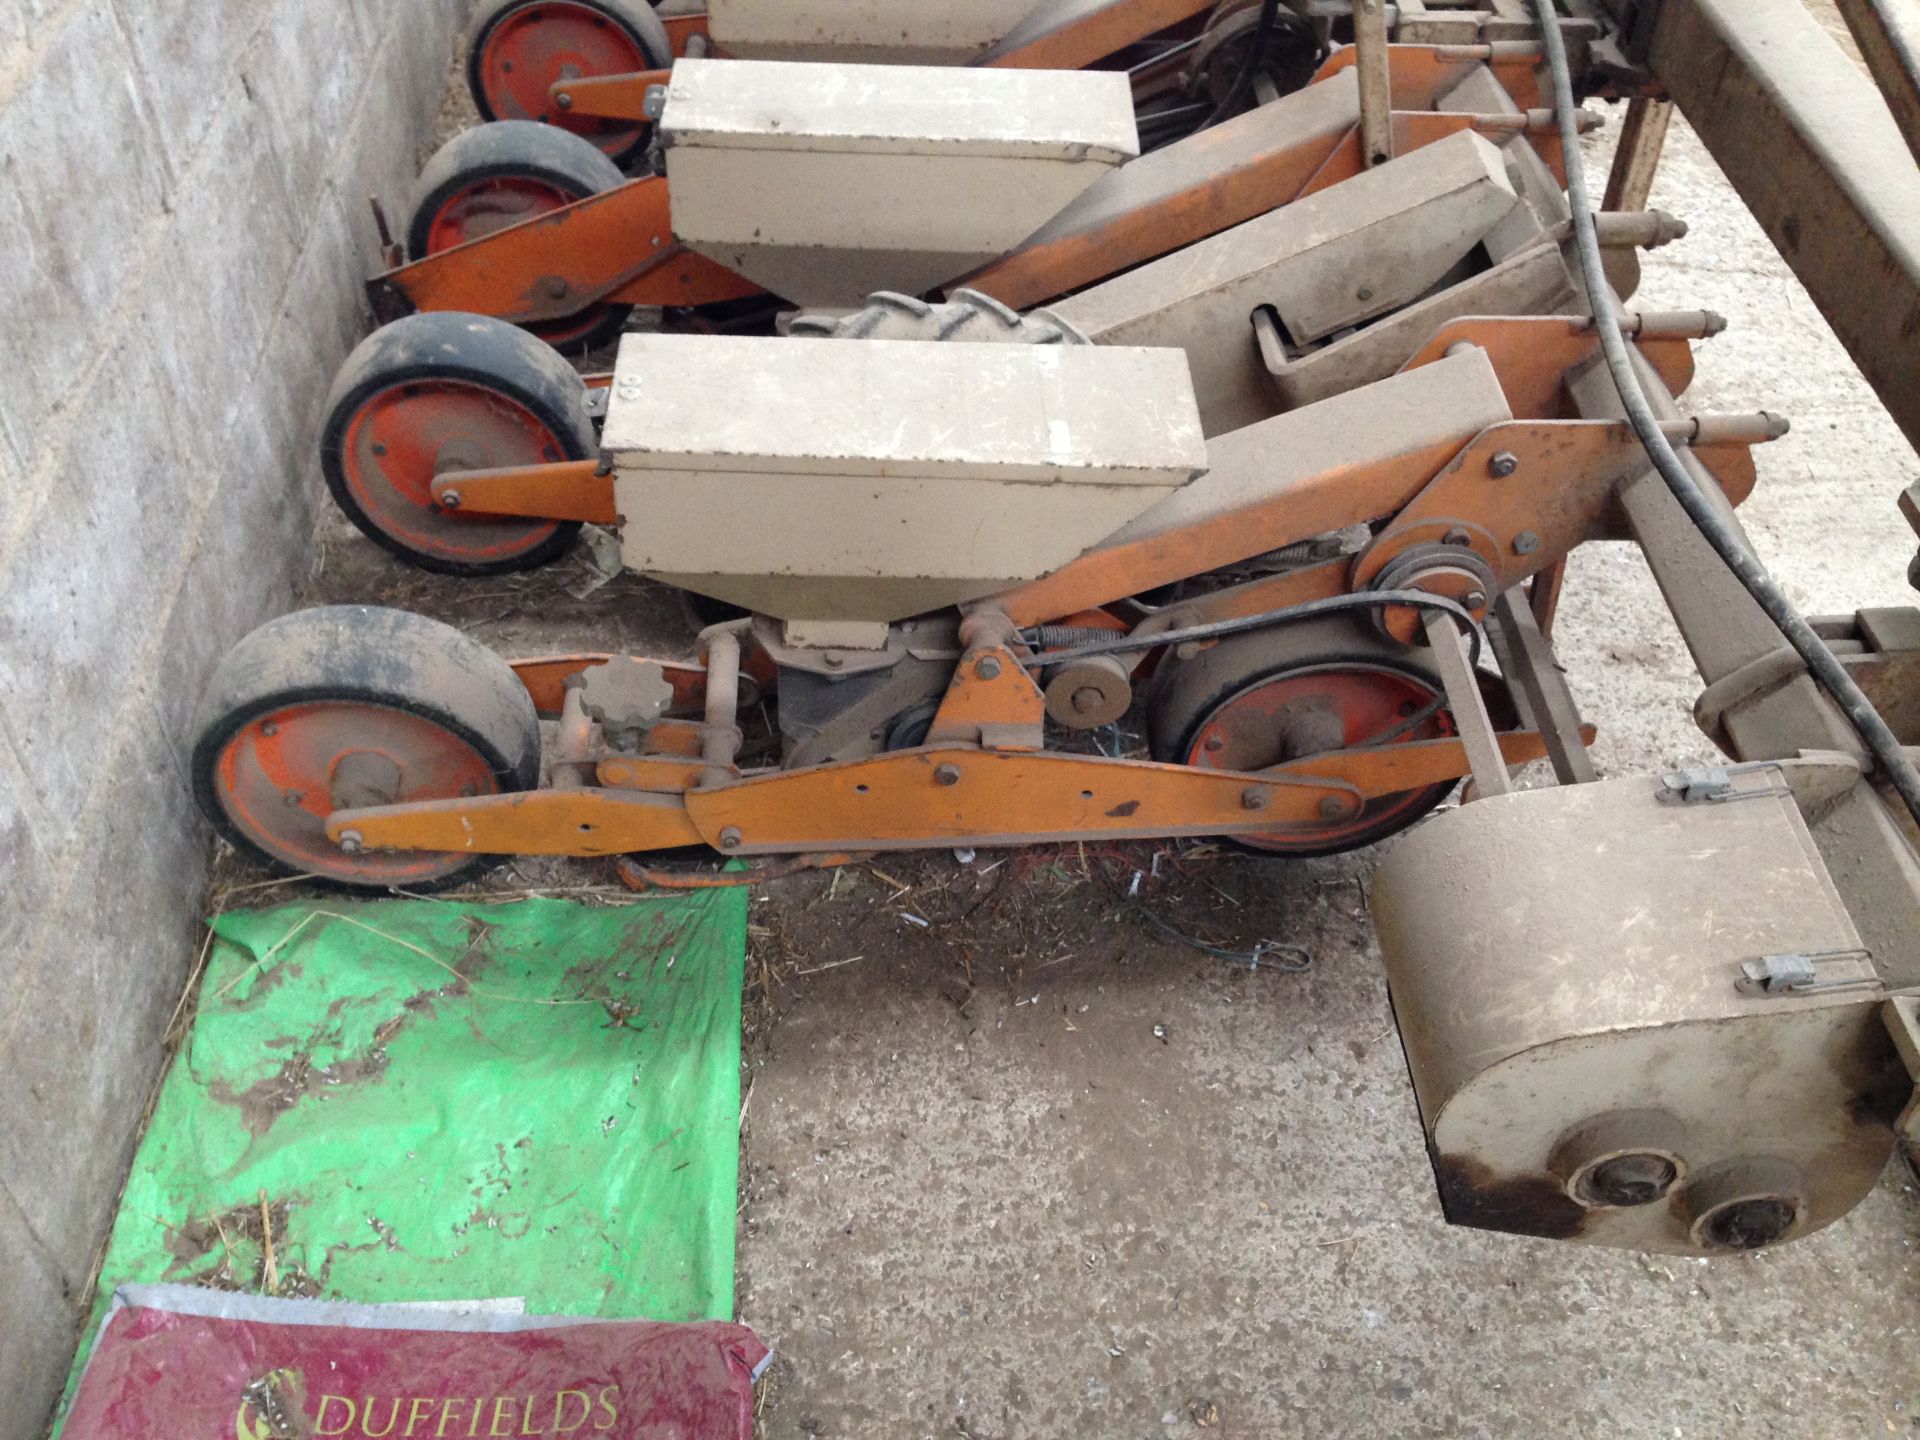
[437,461,616,525]
[371,177,761,322]
[983,0,1215,71]
[549,68,672,122]
[1313,44,1548,112]
[994,437,1470,627]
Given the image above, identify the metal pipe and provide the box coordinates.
[1530,0,1920,830]
[1834,0,1920,168]
[554,685,595,790]
[700,629,743,789]
[1352,0,1394,167]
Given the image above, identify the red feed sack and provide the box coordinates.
[61,1288,769,1440]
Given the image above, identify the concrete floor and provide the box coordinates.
[306,26,1920,1437]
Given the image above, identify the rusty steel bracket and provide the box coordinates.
[549,68,673,122]
[370,176,762,323]
[434,460,616,525]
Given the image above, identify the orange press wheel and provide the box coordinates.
[1148,617,1458,857]
[192,607,542,891]
[465,0,672,167]
[321,312,596,576]
[404,121,634,352]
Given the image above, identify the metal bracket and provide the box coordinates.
[643,84,669,121]
[1656,765,1738,804]
[1737,950,1879,996]
[1655,763,1790,805]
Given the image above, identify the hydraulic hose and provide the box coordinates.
[1529,0,1920,829]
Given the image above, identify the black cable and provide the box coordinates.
[1198,0,1282,131]
[1028,590,1487,671]
[1529,0,1920,828]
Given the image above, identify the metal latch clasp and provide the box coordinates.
[1737,950,1878,996]
[1656,762,1785,805]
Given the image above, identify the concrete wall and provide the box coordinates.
[0,0,465,1430]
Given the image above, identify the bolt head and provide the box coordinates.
[261,721,279,737]
[1463,590,1487,611]
[555,91,573,109]
[1513,530,1542,556]
[1443,527,1473,547]
[1241,788,1269,812]
[1356,286,1375,302]
[283,789,304,808]
[823,653,845,671]
[439,489,462,510]
[1317,795,1348,821]
[933,763,962,787]
[718,826,743,850]
[1203,735,1226,754]
[1071,686,1105,715]
[1488,450,1520,478]
[975,655,1003,681]
[543,276,570,301]
[337,829,364,855]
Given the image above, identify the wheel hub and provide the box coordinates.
[1183,661,1454,855]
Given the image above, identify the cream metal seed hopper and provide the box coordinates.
[659,59,1140,307]
[603,332,1207,644]
[704,0,1045,64]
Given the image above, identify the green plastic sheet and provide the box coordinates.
[83,894,746,1332]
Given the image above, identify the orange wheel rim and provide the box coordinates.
[214,701,500,882]
[1186,664,1453,854]
[423,174,578,253]
[419,178,624,346]
[477,1,651,155]
[340,379,567,566]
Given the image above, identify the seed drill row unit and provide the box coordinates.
[194,0,1920,1257]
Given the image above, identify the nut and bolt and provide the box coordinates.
[1356,286,1374,302]
[543,276,570,301]
[974,655,1003,681]
[283,789,304,808]
[1241,788,1269,812]
[1203,736,1226,754]
[1463,590,1487,610]
[439,490,462,510]
[1318,795,1349,821]
[933,763,962,787]
[337,829,364,855]
[1488,450,1520,478]
[718,827,743,850]
[1443,526,1472,547]
[555,91,573,109]
[261,722,279,737]
[1513,530,1542,556]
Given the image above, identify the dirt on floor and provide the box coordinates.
[210,12,1920,1436]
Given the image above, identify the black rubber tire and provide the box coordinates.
[1146,617,1456,858]
[464,0,673,168]
[406,119,626,261]
[320,312,596,576]
[788,289,1093,344]
[405,121,633,353]
[192,606,543,891]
